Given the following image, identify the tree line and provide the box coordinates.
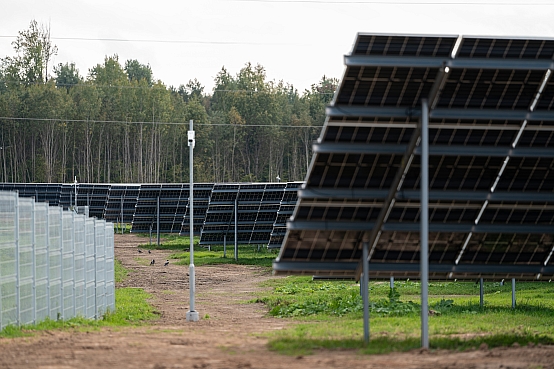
[0,20,337,184]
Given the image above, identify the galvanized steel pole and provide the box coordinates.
[420,99,429,349]
[156,195,160,247]
[186,120,199,322]
[362,241,370,344]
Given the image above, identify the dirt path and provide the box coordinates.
[1,234,553,369]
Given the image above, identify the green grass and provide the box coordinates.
[137,234,200,251]
[169,245,278,268]
[135,234,279,268]
[255,277,554,355]
[114,259,129,283]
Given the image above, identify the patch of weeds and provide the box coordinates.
[114,259,129,283]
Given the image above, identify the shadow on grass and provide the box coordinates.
[268,333,554,356]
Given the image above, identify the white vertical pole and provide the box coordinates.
[390,276,394,289]
[362,241,370,344]
[186,119,199,322]
[420,98,429,349]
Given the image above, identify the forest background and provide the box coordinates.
[0,21,337,184]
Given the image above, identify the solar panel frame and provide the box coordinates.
[275,33,554,280]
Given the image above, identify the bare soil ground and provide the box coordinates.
[1,234,553,369]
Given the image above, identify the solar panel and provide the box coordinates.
[199,183,299,246]
[275,33,554,280]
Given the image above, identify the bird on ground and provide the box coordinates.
[148,249,151,254]
[150,259,155,265]
[138,249,143,253]
[164,260,169,266]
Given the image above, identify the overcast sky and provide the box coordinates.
[2,0,554,93]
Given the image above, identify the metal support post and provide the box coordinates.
[156,196,160,247]
[479,278,485,307]
[420,98,429,349]
[390,276,394,289]
[223,234,227,258]
[186,119,199,322]
[234,196,238,261]
[362,241,370,344]
[120,195,124,234]
[512,278,516,309]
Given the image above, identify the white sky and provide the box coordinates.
[2,0,554,93]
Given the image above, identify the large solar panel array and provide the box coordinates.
[103,184,140,223]
[275,34,554,280]
[75,183,111,219]
[0,183,66,206]
[131,184,192,233]
[268,182,303,249]
[199,183,300,246]
[0,182,300,248]
[180,183,215,236]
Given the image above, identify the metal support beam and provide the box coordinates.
[313,142,554,158]
[287,220,554,234]
[298,188,554,203]
[362,242,370,344]
[326,106,554,122]
[344,54,554,71]
[421,98,430,350]
[272,260,554,275]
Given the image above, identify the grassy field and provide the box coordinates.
[139,234,278,267]
[151,235,554,354]
[255,276,554,355]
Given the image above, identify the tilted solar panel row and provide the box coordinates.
[200,183,300,247]
[0,182,301,247]
[276,33,554,280]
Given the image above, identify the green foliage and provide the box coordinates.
[260,281,419,318]
[256,278,554,355]
[170,245,277,268]
[267,332,554,356]
[114,259,129,283]
[54,62,81,90]
[0,21,338,184]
